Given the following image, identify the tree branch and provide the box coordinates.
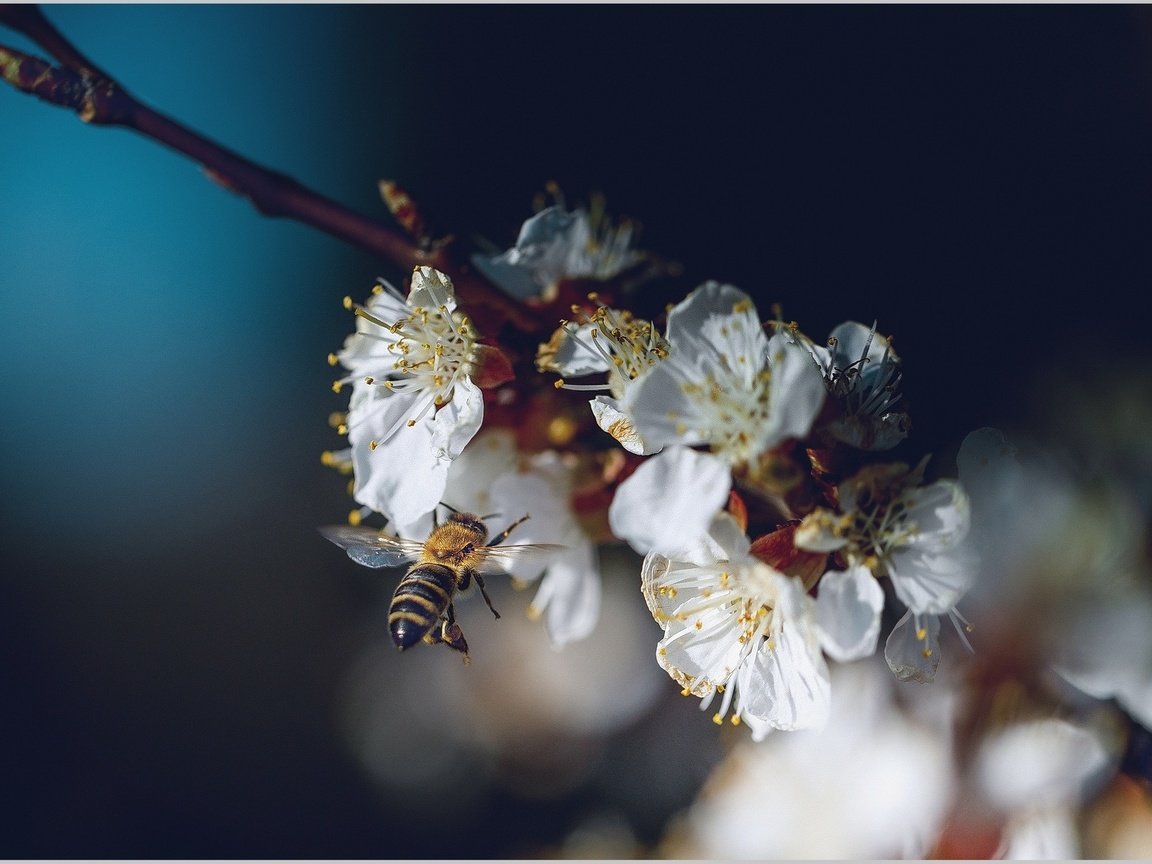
[0,5,542,334]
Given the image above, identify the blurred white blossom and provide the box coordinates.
[975,717,1114,859]
[664,658,955,857]
[958,427,1152,727]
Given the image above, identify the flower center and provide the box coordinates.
[337,286,478,445]
[547,300,668,395]
[679,346,774,466]
[375,302,477,408]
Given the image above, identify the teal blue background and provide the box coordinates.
[3,5,1152,856]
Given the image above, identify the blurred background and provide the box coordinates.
[2,5,1152,857]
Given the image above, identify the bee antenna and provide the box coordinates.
[439,502,461,514]
[478,511,501,521]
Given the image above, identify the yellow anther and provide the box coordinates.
[712,713,724,726]
[525,604,543,622]
[320,451,335,466]
[331,381,343,394]
[406,419,416,427]
[348,509,362,527]
[922,648,933,658]
[554,379,566,389]
[327,352,339,366]
[368,440,379,451]
[337,424,348,436]
[371,284,383,294]
[916,628,928,640]
[694,620,703,630]
[342,296,353,310]
[681,687,690,697]
[364,376,374,385]
[730,714,741,727]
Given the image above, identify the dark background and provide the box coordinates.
[3,5,1152,857]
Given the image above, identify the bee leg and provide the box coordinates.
[430,603,471,662]
[489,513,531,546]
[474,572,501,620]
[441,621,470,664]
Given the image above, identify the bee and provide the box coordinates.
[320,509,563,661]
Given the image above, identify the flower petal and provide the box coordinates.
[737,575,830,731]
[590,396,655,455]
[609,446,731,557]
[902,479,971,553]
[429,378,484,461]
[530,541,602,648]
[814,565,885,662]
[884,610,941,683]
[887,545,974,615]
[349,393,449,527]
[765,330,827,444]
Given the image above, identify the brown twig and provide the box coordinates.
[0,5,543,334]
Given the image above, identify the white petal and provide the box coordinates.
[884,610,941,683]
[998,806,1082,860]
[608,446,731,557]
[488,464,573,583]
[337,292,408,372]
[665,281,751,348]
[975,718,1111,811]
[738,575,830,731]
[657,606,747,692]
[530,541,601,648]
[623,358,710,450]
[407,265,457,312]
[814,565,885,662]
[887,545,974,615]
[827,320,898,368]
[350,404,449,526]
[765,330,827,444]
[429,378,484,461]
[590,396,655,455]
[443,428,519,515]
[544,322,613,377]
[902,479,971,552]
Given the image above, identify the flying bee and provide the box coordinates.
[320,509,564,661]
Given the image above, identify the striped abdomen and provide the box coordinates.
[389,564,457,650]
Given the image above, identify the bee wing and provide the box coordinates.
[473,542,568,575]
[318,525,424,569]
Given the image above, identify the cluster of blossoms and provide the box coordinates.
[324,195,980,737]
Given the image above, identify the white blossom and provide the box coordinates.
[332,267,485,531]
[472,204,640,301]
[607,282,826,556]
[666,658,955,858]
[641,511,832,737]
[975,717,1114,859]
[537,303,668,455]
[958,426,1152,727]
[624,281,826,467]
[796,460,975,680]
[802,320,910,450]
